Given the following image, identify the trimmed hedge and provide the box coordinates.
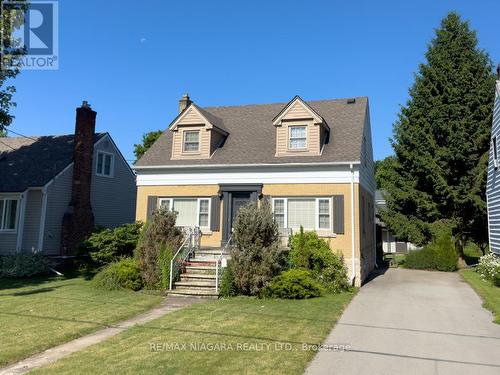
[263,269,325,299]
[405,234,458,272]
[0,253,50,278]
[92,258,143,291]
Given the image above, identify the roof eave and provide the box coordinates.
[133,161,361,171]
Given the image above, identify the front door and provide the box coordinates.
[230,192,252,232]
[219,184,263,244]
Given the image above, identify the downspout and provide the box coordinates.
[350,163,356,285]
[37,187,48,252]
[16,190,28,252]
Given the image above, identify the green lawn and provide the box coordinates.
[0,276,163,366]
[460,269,500,324]
[31,291,356,375]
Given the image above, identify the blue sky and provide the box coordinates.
[7,0,500,162]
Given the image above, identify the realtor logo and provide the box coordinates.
[1,0,59,70]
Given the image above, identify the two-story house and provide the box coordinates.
[134,94,376,286]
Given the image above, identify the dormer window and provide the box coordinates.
[289,126,307,150]
[183,130,200,152]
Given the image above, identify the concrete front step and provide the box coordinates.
[181,273,216,281]
[185,258,218,265]
[175,281,216,288]
[168,290,218,298]
[195,250,230,256]
[185,265,217,274]
[168,288,219,298]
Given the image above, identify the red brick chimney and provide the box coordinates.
[61,101,96,254]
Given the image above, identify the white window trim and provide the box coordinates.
[96,151,115,178]
[317,197,332,230]
[272,198,287,230]
[0,197,20,233]
[182,130,201,153]
[288,125,308,150]
[272,197,332,232]
[158,197,211,230]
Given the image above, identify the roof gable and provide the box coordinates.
[272,96,327,128]
[169,104,228,134]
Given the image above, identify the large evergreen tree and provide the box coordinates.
[377,12,496,254]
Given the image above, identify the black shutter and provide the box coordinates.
[210,195,221,231]
[147,196,158,221]
[333,195,344,234]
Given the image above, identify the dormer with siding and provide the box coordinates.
[170,98,228,160]
[273,96,330,157]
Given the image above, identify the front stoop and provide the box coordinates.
[167,248,229,298]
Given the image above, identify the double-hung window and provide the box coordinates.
[289,126,307,150]
[272,197,332,231]
[183,131,200,152]
[158,197,210,229]
[96,151,114,177]
[0,198,18,231]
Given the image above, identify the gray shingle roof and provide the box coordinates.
[135,97,368,167]
[0,133,105,192]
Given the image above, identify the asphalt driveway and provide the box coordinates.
[305,268,500,375]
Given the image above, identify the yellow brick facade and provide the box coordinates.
[136,183,374,286]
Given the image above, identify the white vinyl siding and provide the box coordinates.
[272,197,332,231]
[289,126,307,150]
[0,198,19,231]
[96,151,114,177]
[158,197,210,229]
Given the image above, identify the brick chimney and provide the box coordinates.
[61,101,96,254]
[178,93,192,113]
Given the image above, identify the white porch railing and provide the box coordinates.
[169,226,201,291]
[215,235,232,293]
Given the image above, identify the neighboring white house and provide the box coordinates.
[375,190,417,253]
[486,69,500,256]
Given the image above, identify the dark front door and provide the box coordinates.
[230,192,252,231]
[219,184,263,244]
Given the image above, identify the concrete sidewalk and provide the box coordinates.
[0,296,205,375]
[305,268,500,375]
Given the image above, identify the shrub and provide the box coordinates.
[289,228,335,272]
[92,258,143,291]
[0,252,50,278]
[476,253,500,283]
[135,209,184,289]
[405,233,458,272]
[219,262,238,297]
[263,269,324,299]
[289,228,349,292]
[314,258,350,293]
[79,223,142,267]
[231,202,288,295]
